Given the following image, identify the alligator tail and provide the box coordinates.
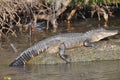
[9,49,38,66]
[9,39,60,67]
[9,42,46,67]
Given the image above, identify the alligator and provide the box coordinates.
[9,28,118,67]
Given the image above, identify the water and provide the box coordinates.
[1,61,120,80]
[0,18,120,80]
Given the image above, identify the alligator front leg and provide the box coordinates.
[83,39,98,48]
[59,43,71,63]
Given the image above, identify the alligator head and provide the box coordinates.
[84,28,118,42]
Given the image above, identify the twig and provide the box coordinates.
[10,43,18,53]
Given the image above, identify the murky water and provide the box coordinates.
[1,61,120,80]
[0,18,120,80]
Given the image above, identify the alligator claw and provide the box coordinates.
[83,39,98,48]
[61,55,71,63]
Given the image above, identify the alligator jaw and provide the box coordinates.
[86,28,118,42]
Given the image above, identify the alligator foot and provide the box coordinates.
[60,54,71,63]
[59,43,71,63]
[83,39,98,48]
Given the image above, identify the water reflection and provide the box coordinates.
[1,60,120,80]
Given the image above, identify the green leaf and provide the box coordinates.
[3,77,12,80]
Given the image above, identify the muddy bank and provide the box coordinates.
[29,38,120,64]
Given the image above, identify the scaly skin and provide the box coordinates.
[9,28,118,66]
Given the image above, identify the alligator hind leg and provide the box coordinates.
[83,39,98,48]
[59,43,71,63]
